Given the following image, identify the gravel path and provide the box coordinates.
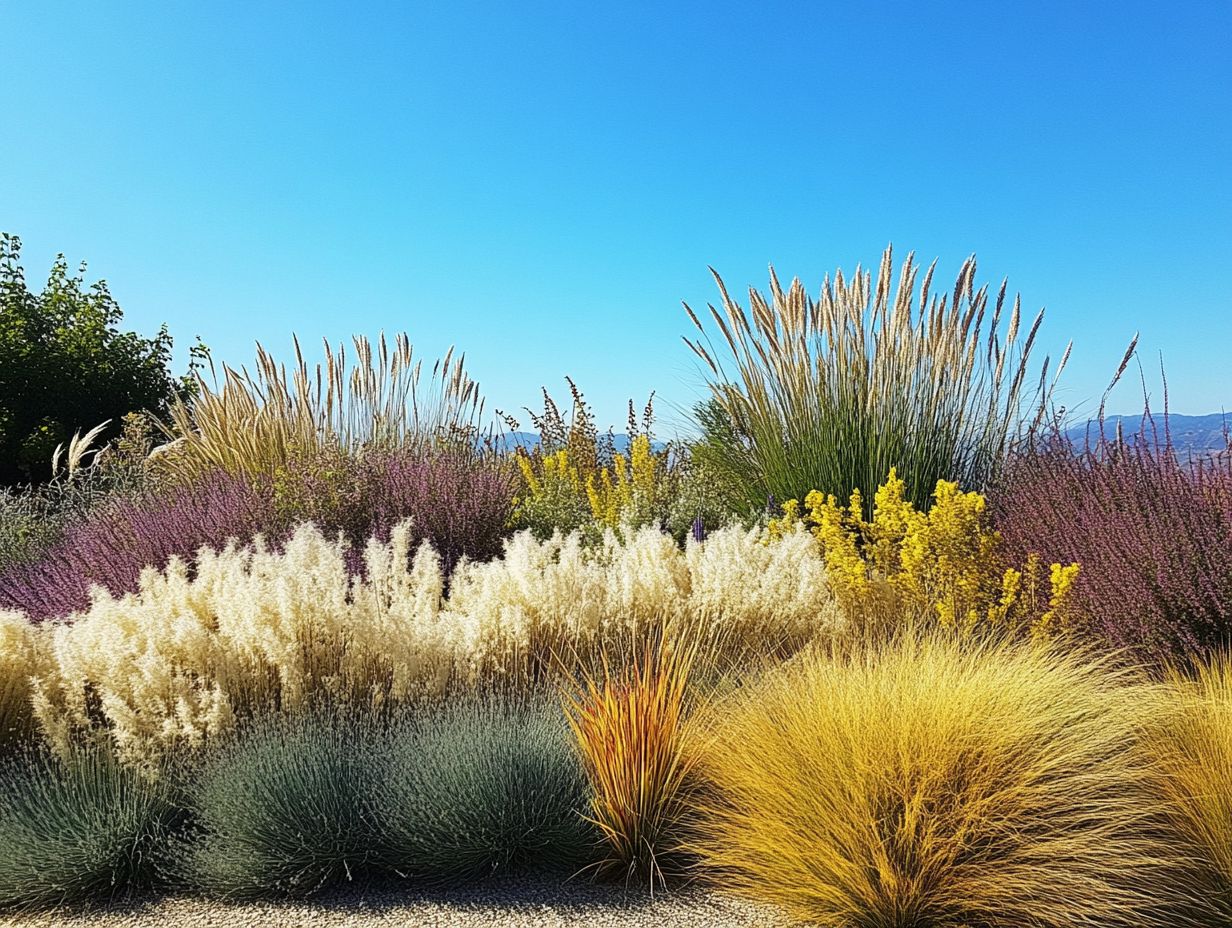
[1,878,796,928]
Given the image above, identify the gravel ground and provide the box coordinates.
[0,878,796,928]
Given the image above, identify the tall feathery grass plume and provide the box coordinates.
[684,245,1069,516]
[561,630,703,888]
[1147,656,1232,924]
[690,630,1213,928]
[27,520,835,767]
[156,332,485,479]
[0,610,43,752]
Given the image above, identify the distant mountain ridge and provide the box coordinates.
[489,417,1231,459]
[1064,413,1230,456]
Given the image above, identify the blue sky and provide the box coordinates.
[2,1,1229,436]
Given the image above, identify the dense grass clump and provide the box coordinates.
[0,746,179,910]
[685,246,1064,517]
[692,632,1210,928]
[0,609,41,752]
[160,333,484,479]
[179,710,382,899]
[374,695,594,881]
[1148,656,1232,924]
[563,638,698,886]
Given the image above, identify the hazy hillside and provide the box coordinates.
[1065,413,1230,456]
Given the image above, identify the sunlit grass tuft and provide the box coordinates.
[692,631,1211,928]
[1148,656,1232,924]
[562,634,699,887]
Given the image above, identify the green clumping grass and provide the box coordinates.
[684,246,1066,516]
[0,744,180,911]
[177,708,384,899]
[373,693,596,882]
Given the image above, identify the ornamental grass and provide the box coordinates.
[1147,655,1232,924]
[562,633,701,887]
[0,745,180,910]
[685,245,1067,516]
[0,609,43,752]
[20,520,834,767]
[691,631,1212,928]
[373,694,594,882]
[157,332,484,480]
[177,709,382,899]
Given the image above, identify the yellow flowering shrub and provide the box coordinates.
[585,435,661,528]
[514,435,671,537]
[514,447,590,537]
[769,468,1078,636]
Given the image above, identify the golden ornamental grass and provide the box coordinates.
[1148,656,1232,923]
[0,609,43,750]
[684,245,1070,514]
[691,631,1212,928]
[156,332,483,478]
[15,521,835,767]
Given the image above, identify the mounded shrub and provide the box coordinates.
[178,709,383,899]
[691,631,1213,928]
[0,470,273,620]
[0,745,180,910]
[993,424,1232,665]
[374,695,594,881]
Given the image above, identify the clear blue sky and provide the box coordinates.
[2,1,1229,435]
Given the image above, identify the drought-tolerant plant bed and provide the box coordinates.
[3,246,1232,926]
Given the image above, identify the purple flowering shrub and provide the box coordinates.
[0,448,517,620]
[270,444,517,573]
[0,471,275,620]
[362,449,517,573]
[991,422,1232,666]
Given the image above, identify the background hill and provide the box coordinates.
[1064,412,1230,457]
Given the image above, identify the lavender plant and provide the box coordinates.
[0,471,274,620]
[992,418,1232,666]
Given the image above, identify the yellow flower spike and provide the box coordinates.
[631,435,655,497]
[1035,562,1081,638]
[585,472,602,520]
[516,453,541,498]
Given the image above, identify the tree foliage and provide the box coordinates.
[0,233,189,485]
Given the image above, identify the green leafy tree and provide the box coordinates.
[0,233,194,485]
